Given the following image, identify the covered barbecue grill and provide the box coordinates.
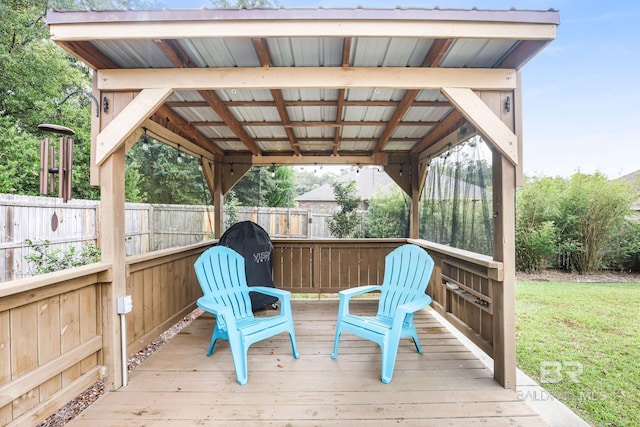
[218,221,279,311]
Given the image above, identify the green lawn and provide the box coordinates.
[516,280,640,427]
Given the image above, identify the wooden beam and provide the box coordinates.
[271,89,300,156]
[422,38,454,67]
[60,41,119,69]
[198,90,261,156]
[383,156,411,196]
[50,19,558,41]
[496,40,551,69]
[97,67,517,91]
[410,109,464,155]
[96,88,173,166]
[373,90,419,153]
[165,100,451,108]
[141,119,216,160]
[441,87,518,165]
[152,105,223,157]
[333,88,346,155]
[247,154,388,166]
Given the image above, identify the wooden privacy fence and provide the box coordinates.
[0,263,110,427]
[0,241,208,426]
[0,194,335,283]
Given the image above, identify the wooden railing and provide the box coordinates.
[272,239,405,293]
[0,263,111,427]
[124,241,211,356]
[0,238,507,425]
[409,239,504,357]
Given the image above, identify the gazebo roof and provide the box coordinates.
[47,7,559,170]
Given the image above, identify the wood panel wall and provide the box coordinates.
[124,242,209,356]
[0,264,110,427]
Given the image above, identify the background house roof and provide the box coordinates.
[296,167,395,203]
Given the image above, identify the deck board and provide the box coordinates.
[68,300,547,426]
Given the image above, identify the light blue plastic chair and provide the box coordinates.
[331,244,435,383]
[194,245,299,385]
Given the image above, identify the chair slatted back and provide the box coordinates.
[377,245,435,321]
[194,246,254,330]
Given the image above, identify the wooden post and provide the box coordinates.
[409,156,420,239]
[99,146,127,390]
[492,151,517,390]
[213,161,223,237]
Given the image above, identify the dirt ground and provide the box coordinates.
[517,269,640,283]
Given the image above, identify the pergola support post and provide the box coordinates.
[99,146,127,390]
[492,151,517,390]
[213,161,224,237]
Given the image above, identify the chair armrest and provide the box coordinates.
[336,285,383,318]
[197,296,238,331]
[249,286,290,300]
[397,295,432,315]
[339,285,382,300]
[197,296,232,316]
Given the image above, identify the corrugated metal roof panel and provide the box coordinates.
[403,107,453,122]
[198,126,235,139]
[339,140,376,151]
[214,140,247,151]
[256,140,291,151]
[246,126,288,139]
[392,126,432,139]
[179,38,260,67]
[340,125,383,139]
[174,107,221,122]
[266,37,343,67]
[351,37,435,67]
[383,140,418,151]
[93,40,175,68]
[441,39,517,68]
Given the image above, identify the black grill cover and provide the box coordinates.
[218,221,278,311]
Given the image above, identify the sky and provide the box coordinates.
[160,0,640,179]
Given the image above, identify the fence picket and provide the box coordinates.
[0,194,333,282]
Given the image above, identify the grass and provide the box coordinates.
[516,280,640,427]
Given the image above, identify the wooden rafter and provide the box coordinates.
[151,39,230,157]
[496,40,550,69]
[252,37,300,155]
[63,41,119,69]
[151,105,223,157]
[372,39,452,154]
[198,90,261,156]
[410,109,465,155]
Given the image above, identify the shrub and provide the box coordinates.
[24,239,101,275]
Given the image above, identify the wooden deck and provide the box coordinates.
[68,300,546,426]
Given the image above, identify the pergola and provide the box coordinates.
[46,7,558,393]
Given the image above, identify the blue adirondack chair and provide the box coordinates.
[194,245,299,385]
[331,244,435,383]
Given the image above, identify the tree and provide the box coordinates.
[266,166,294,207]
[515,177,561,272]
[366,187,409,238]
[552,172,634,272]
[126,140,208,205]
[327,180,362,238]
